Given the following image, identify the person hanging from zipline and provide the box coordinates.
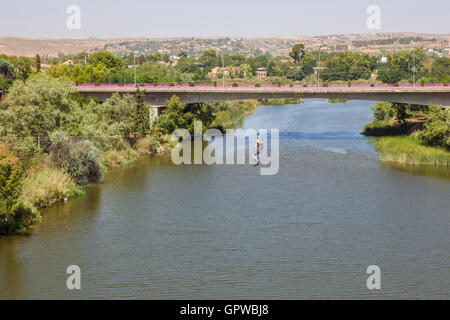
[252,131,264,166]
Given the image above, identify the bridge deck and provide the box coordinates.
[77,84,450,108]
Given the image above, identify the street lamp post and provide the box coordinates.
[413,50,416,87]
[222,53,225,87]
[134,51,138,86]
[317,46,323,88]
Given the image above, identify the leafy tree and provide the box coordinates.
[418,105,450,150]
[0,143,22,222]
[377,48,426,83]
[17,57,32,80]
[177,51,188,59]
[322,52,371,81]
[289,44,305,64]
[35,54,41,73]
[0,59,15,79]
[392,103,408,125]
[155,95,214,134]
[430,57,450,82]
[370,101,395,121]
[134,88,150,137]
[0,74,78,147]
[88,51,125,73]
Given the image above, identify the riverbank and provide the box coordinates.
[372,135,450,166]
[0,94,262,235]
[362,103,450,167]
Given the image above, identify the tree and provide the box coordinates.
[88,51,125,73]
[154,95,214,134]
[417,104,450,150]
[377,48,426,83]
[134,88,149,137]
[0,74,78,147]
[177,51,188,59]
[0,143,22,222]
[431,57,450,82]
[0,59,15,79]
[289,44,305,64]
[35,54,41,73]
[392,103,408,125]
[370,101,395,121]
[17,57,32,80]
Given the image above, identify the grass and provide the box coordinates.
[101,146,139,168]
[264,98,301,105]
[362,120,409,137]
[372,135,450,166]
[211,100,258,131]
[20,167,83,207]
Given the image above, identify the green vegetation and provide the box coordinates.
[209,100,259,131]
[262,98,301,105]
[1,42,449,234]
[373,136,450,166]
[364,101,450,166]
[0,74,169,234]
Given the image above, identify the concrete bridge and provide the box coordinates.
[77,84,450,118]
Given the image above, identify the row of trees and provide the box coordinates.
[3,45,446,88]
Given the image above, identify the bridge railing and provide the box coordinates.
[76,82,449,88]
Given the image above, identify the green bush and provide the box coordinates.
[370,101,395,121]
[323,82,328,87]
[348,80,352,87]
[213,81,217,87]
[421,79,425,86]
[417,105,450,150]
[232,82,239,87]
[49,133,102,186]
[136,135,161,154]
[255,83,260,87]
[20,167,78,207]
[189,82,195,87]
[65,140,101,185]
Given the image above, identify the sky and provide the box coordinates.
[1,0,449,38]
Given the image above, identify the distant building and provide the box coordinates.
[255,67,267,78]
[441,40,449,49]
[40,64,52,71]
[193,62,205,70]
[444,48,450,58]
[313,67,327,74]
[207,67,230,79]
[63,59,75,66]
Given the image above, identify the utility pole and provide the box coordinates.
[413,50,416,87]
[317,47,321,88]
[134,51,138,86]
[222,53,225,87]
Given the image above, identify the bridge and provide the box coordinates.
[77,84,450,118]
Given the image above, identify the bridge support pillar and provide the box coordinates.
[149,105,166,127]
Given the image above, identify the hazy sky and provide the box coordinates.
[1,0,449,38]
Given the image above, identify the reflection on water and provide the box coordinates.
[381,162,450,181]
[0,99,449,299]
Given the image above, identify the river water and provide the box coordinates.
[0,99,449,299]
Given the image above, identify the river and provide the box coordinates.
[0,99,449,299]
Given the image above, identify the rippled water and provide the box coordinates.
[0,99,449,299]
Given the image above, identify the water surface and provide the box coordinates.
[1,99,449,299]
